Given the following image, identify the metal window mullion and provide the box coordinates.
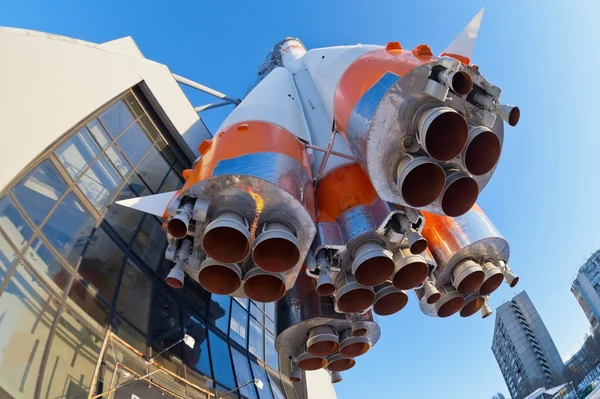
[0,228,34,296]
[129,90,171,147]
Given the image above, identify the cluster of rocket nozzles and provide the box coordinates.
[116,8,520,383]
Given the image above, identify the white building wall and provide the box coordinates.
[304,370,337,399]
[0,27,209,192]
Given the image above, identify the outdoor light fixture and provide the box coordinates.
[218,379,263,398]
[147,334,196,364]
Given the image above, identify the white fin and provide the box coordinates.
[442,8,484,61]
[116,191,178,217]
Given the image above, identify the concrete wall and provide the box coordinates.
[0,27,210,192]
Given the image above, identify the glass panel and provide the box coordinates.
[104,184,145,244]
[156,141,176,164]
[251,362,274,399]
[116,259,152,333]
[124,93,145,119]
[185,285,209,320]
[12,160,67,226]
[128,174,151,197]
[267,371,286,399]
[150,290,181,356]
[265,317,275,334]
[209,294,230,333]
[186,367,213,399]
[265,332,278,371]
[265,302,275,322]
[77,155,123,211]
[41,192,95,267]
[131,215,167,271]
[67,278,110,328]
[86,119,111,149]
[209,331,236,389]
[235,296,249,309]
[39,306,102,399]
[99,100,135,138]
[216,384,239,399]
[249,317,264,361]
[24,237,71,294]
[116,122,152,166]
[0,263,59,399]
[160,169,184,193]
[55,128,100,179]
[230,302,248,348]
[250,303,264,323]
[78,227,124,303]
[231,348,258,399]
[137,146,170,192]
[112,316,148,355]
[106,145,132,178]
[183,313,211,378]
[0,234,17,285]
[138,115,161,141]
[0,196,33,249]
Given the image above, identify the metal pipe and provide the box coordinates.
[89,327,111,398]
[172,73,241,104]
[304,143,359,162]
[316,131,339,180]
[194,102,233,112]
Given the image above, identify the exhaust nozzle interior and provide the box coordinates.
[339,329,371,358]
[297,351,327,371]
[253,222,301,273]
[452,259,485,294]
[327,354,356,372]
[463,127,501,176]
[392,249,429,290]
[418,106,469,161]
[396,155,446,208]
[479,261,504,295]
[307,326,340,357]
[440,169,479,217]
[165,262,185,289]
[243,267,286,303]
[459,293,485,317]
[203,212,250,263]
[435,284,466,318]
[197,257,242,295]
[167,201,194,239]
[330,371,343,384]
[352,241,395,287]
[373,283,408,316]
[316,271,336,296]
[334,274,375,313]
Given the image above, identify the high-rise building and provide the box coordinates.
[0,27,335,399]
[491,291,566,399]
[571,250,600,330]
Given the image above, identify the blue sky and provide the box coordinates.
[2,0,600,397]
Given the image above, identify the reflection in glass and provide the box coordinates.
[137,147,170,192]
[124,93,144,119]
[116,259,152,333]
[231,348,258,399]
[0,196,33,249]
[0,263,59,399]
[150,290,181,360]
[77,155,123,211]
[107,145,132,178]
[186,367,213,399]
[156,141,176,164]
[99,101,135,138]
[266,331,279,371]
[159,169,184,193]
[12,160,67,226]
[25,237,71,294]
[267,369,286,399]
[183,313,211,379]
[138,115,161,141]
[0,233,17,284]
[55,128,100,179]
[235,296,249,309]
[265,301,275,322]
[250,302,264,323]
[208,331,236,389]
[265,317,275,334]
[116,122,152,166]
[131,215,167,271]
[251,362,274,399]
[104,185,145,245]
[112,316,147,355]
[41,192,95,267]
[39,305,102,399]
[87,119,111,149]
[208,294,230,333]
[67,278,110,328]
[78,227,124,304]
[230,301,248,348]
[249,317,265,361]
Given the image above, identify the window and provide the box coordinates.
[137,147,170,192]
[99,100,135,138]
[150,290,182,361]
[183,312,212,379]
[160,169,184,193]
[12,160,67,226]
[116,123,152,167]
[55,128,100,180]
[265,317,275,334]
[231,348,258,399]
[235,297,249,309]
[0,196,33,249]
[24,236,71,294]
[104,184,146,244]
[267,369,286,399]
[115,259,152,333]
[209,294,230,333]
[209,331,236,389]
[77,155,122,211]
[250,361,274,399]
[265,331,278,371]
[250,302,264,323]
[0,263,59,399]
[112,316,147,355]
[39,306,102,399]
[0,233,17,284]
[131,215,167,271]
[249,317,265,361]
[66,277,110,328]
[230,301,248,348]
[265,302,275,323]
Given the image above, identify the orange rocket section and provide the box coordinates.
[180,121,312,193]
[315,163,377,223]
[334,45,435,134]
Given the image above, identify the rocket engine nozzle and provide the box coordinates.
[479,261,504,295]
[339,329,371,358]
[243,267,286,303]
[167,201,194,239]
[396,155,446,208]
[330,371,343,384]
[452,259,485,294]
[392,248,429,290]
[351,241,395,287]
[290,363,302,382]
[253,222,301,273]
[417,107,469,162]
[197,257,242,295]
[202,212,251,264]
[334,273,375,313]
[460,293,485,317]
[422,278,441,304]
[463,126,501,176]
[435,69,473,96]
[435,284,466,318]
[327,354,356,372]
[307,326,340,357]
[373,283,408,316]
[165,262,185,289]
[297,351,327,371]
[481,298,493,319]
[496,104,520,127]
[440,168,479,217]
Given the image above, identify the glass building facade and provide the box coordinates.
[571,249,600,330]
[0,89,296,399]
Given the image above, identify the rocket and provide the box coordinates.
[117,9,520,380]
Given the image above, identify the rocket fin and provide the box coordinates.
[441,8,484,63]
[116,191,178,217]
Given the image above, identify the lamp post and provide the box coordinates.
[218,379,263,398]
[147,334,196,364]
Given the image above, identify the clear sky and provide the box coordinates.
[2,0,600,397]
